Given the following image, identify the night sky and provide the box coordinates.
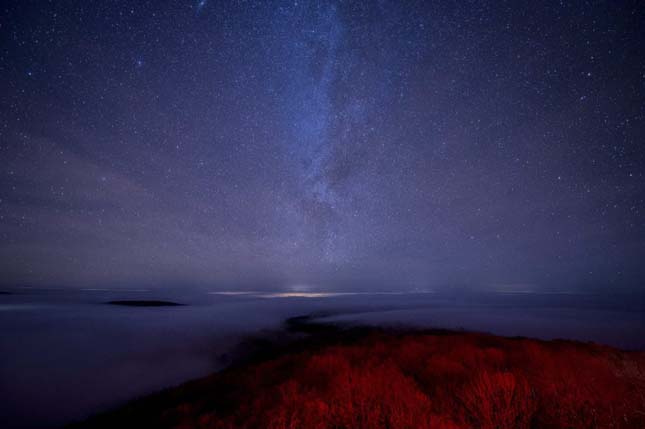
[1,1,644,293]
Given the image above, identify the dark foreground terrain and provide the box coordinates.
[71,318,645,429]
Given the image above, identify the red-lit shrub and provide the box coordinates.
[77,330,645,429]
[460,370,535,429]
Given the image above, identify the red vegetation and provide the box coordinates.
[77,329,645,429]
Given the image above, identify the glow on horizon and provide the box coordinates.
[209,290,435,298]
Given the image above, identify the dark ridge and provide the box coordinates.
[0,291,12,295]
[105,300,184,307]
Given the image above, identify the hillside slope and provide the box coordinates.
[72,324,645,429]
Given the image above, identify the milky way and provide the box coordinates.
[1,1,644,292]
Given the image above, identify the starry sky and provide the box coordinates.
[1,0,644,292]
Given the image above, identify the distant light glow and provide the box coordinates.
[210,290,436,299]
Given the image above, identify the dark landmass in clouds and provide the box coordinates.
[106,300,184,307]
[70,316,645,429]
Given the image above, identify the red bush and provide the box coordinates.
[460,370,535,429]
[79,330,645,429]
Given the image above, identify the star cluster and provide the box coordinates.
[1,1,644,292]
